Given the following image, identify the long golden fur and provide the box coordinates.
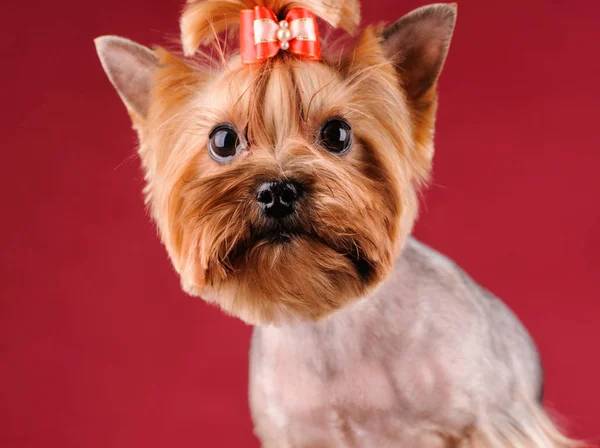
[136,3,432,325]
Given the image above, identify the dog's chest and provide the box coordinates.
[250,323,456,447]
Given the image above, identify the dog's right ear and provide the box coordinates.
[95,36,159,123]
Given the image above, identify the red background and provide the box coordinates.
[1,0,599,446]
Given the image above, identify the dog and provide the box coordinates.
[95,0,578,445]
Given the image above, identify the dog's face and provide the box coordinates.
[96,4,456,324]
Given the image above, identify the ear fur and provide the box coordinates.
[382,3,457,103]
[95,36,159,121]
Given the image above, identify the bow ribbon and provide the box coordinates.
[240,6,321,64]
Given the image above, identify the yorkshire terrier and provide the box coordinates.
[95,0,577,446]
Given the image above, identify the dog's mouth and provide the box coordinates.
[223,223,376,283]
[255,226,304,244]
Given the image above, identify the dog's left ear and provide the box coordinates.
[382,3,457,104]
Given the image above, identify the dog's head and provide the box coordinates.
[95,0,456,324]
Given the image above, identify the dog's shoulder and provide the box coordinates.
[397,236,480,297]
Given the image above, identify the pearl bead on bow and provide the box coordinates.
[276,20,292,51]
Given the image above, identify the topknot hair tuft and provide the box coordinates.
[180,0,361,56]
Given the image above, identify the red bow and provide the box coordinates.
[240,6,321,64]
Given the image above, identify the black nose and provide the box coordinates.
[256,180,300,219]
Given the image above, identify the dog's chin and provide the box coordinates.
[198,230,381,325]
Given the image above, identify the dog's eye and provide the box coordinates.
[208,124,242,162]
[320,118,353,155]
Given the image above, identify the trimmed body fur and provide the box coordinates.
[250,238,570,447]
